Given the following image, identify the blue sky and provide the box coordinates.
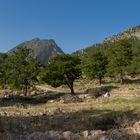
[0,0,140,53]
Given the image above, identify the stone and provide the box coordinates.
[59,99,65,103]
[48,130,61,139]
[81,130,89,139]
[49,100,54,103]
[99,135,107,140]
[133,122,140,131]
[71,133,82,140]
[107,129,126,140]
[63,131,73,140]
[89,130,95,139]
[126,127,136,135]
[26,132,45,140]
[92,130,105,140]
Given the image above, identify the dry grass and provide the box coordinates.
[0,80,140,133]
[0,81,140,116]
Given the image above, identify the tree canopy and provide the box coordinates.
[43,54,81,94]
[83,50,108,85]
[4,47,41,96]
[0,53,8,86]
[106,39,133,83]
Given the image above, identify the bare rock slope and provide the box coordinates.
[8,38,64,64]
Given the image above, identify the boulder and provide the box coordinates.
[81,130,89,139]
[62,131,73,140]
[59,94,82,104]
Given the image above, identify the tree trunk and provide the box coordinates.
[24,84,28,96]
[70,85,75,95]
[120,76,124,84]
[99,77,102,86]
[67,82,75,94]
[24,79,29,96]
[119,73,124,84]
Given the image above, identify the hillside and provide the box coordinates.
[0,26,140,140]
[74,25,140,56]
[8,38,64,64]
[103,25,140,43]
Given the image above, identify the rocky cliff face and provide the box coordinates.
[8,38,64,65]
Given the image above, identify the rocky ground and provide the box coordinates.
[0,81,140,140]
[0,121,140,140]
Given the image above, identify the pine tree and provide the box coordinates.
[106,39,133,84]
[0,53,8,87]
[83,51,108,85]
[5,47,41,96]
[44,54,81,94]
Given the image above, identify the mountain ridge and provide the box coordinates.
[74,24,140,55]
[8,38,64,64]
[103,25,140,43]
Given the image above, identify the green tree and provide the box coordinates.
[5,47,41,96]
[44,54,81,94]
[0,53,8,87]
[128,38,140,75]
[83,51,108,85]
[106,39,133,84]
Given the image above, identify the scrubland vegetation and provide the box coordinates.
[0,37,140,139]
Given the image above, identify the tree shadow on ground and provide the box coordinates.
[124,78,140,84]
[0,92,66,107]
[0,85,118,107]
[0,108,139,134]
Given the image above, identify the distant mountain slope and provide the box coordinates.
[8,38,64,64]
[103,25,140,43]
[74,25,140,56]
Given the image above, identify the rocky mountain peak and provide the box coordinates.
[8,38,64,65]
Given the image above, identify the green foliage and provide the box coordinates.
[0,53,8,87]
[5,47,41,95]
[83,50,108,85]
[38,65,48,84]
[127,38,140,75]
[74,37,138,83]
[106,39,133,83]
[0,53,7,62]
[44,54,81,94]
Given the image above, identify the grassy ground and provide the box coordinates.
[0,80,140,133]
